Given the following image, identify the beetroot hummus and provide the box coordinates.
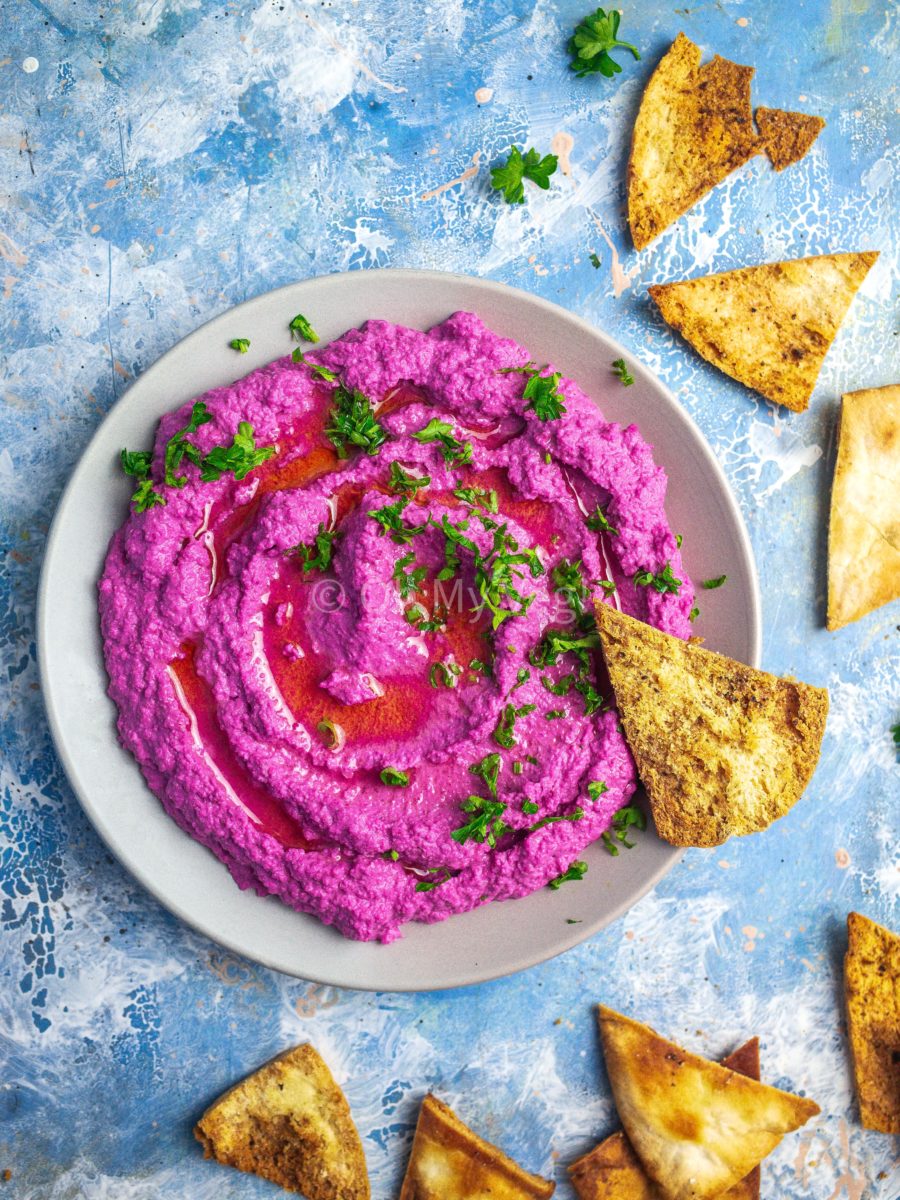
[99,312,694,942]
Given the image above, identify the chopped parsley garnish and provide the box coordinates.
[429,661,462,689]
[529,806,584,831]
[689,606,700,622]
[702,575,728,590]
[367,496,422,544]
[513,367,566,421]
[493,702,536,748]
[587,780,609,801]
[513,761,524,777]
[542,673,574,696]
[566,918,583,924]
[199,421,276,482]
[469,658,488,673]
[229,337,250,354]
[294,356,339,381]
[675,534,683,549]
[521,798,538,813]
[434,513,478,581]
[415,869,451,892]
[586,503,618,536]
[549,860,588,889]
[451,796,509,848]
[490,145,558,204]
[891,722,900,747]
[325,385,386,459]
[568,7,641,78]
[545,709,567,720]
[316,718,343,750]
[552,557,592,621]
[598,580,616,595]
[602,804,647,856]
[611,358,634,386]
[453,482,498,513]
[389,461,430,494]
[469,752,502,799]
[164,401,214,487]
[392,551,427,599]
[510,667,531,693]
[633,562,682,595]
[413,418,472,464]
[289,313,319,343]
[475,524,544,629]
[573,675,604,715]
[380,767,409,787]
[289,523,338,573]
[530,627,600,673]
[589,252,601,269]
[120,449,164,512]
[384,849,400,861]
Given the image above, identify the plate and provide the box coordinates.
[38,269,760,991]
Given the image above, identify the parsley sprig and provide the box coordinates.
[633,562,682,595]
[325,385,386,459]
[380,767,409,787]
[702,575,728,590]
[367,496,422,544]
[469,752,502,799]
[569,7,641,78]
[493,702,536,748]
[451,796,509,847]
[602,804,647,855]
[229,337,250,354]
[549,860,588,889]
[393,551,427,598]
[413,418,473,465]
[612,357,634,386]
[388,461,430,494]
[490,145,558,204]
[289,523,338,573]
[289,313,319,343]
[586,503,618,536]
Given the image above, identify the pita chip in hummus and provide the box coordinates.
[755,106,825,171]
[844,912,900,1133]
[399,1093,555,1199]
[827,384,900,630]
[597,1008,819,1200]
[593,604,828,847]
[628,33,761,250]
[569,1040,761,1200]
[648,252,878,412]
[194,1043,369,1198]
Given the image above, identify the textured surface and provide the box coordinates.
[0,2,897,1198]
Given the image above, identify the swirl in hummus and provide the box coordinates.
[100,313,694,942]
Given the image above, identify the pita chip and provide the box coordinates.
[593,604,828,847]
[827,384,900,630]
[399,1093,555,1199]
[648,252,878,412]
[194,1043,369,1199]
[598,1008,819,1200]
[569,1041,761,1200]
[756,106,825,171]
[844,912,900,1133]
[628,33,761,250]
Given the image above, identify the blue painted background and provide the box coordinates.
[1,1,897,1196]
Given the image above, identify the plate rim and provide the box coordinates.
[37,267,761,991]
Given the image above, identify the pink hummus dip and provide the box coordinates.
[99,313,694,942]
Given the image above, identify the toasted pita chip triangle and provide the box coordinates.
[648,252,877,412]
[598,1009,819,1200]
[569,1041,761,1200]
[827,384,900,630]
[844,912,900,1133]
[194,1043,369,1199]
[399,1094,555,1199]
[593,604,828,846]
[755,107,825,171]
[628,33,761,250]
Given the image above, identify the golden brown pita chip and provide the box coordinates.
[755,107,825,171]
[628,33,761,250]
[827,384,900,630]
[399,1093,555,1199]
[844,911,900,1133]
[649,252,877,412]
[593,604,828,847]
[194,1043,369,1198]
[569,1041,760,1200]
[598,1008,819,1200]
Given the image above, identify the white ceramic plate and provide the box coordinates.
[38,269,760,991]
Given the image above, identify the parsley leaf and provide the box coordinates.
[587,780,609,801]
[393,551,427,599]
[164,401,213,488]
[530,627,600,673]
[568,7,641,79]
[289,523,338,573]
[589,252,602,269]
[528,806,583,831]
[552,557,592,621]
[523,370,566,420]
[702,575,728,590]
[368,497,422,544]
[415,869,451,892]
[493,702,536,748]
[469,752,502,799]
[380,767,409,787]
[430,661,462,689]
[586,503,618,536]
[120,449,153,478]
[289,313,319,343]
[325,385,386,459]
[453,482,498,513]
[451,795,509,848]
[199,421,276,482]
[228,337,250,354]
[490,145,559,204]
[602,803,647,855]
[549,860,588,889]
[130,477,165,513]
[633,562,682,595]
[388,461,430,494]
[413,418,472,464]
[611,358,634,386]
[892,722,900,747]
